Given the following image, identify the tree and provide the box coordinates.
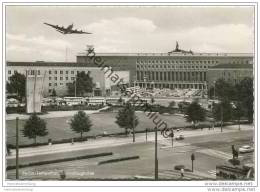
[151,97,155,104]
[214,79,236,101]
[70,110,92,140]
[213,100,233,131]
[118,96,123,105]
[6,71,26,102]
[185,101,206,128]
[51,89,57,97]
[232,102,245,130]
[67,71,95,96]
[168,101,176,108]
[22,113,48,144]
[115,103,139,136]
[235,77,253,123]
[208,86,216,99]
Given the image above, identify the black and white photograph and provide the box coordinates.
[1,1,259,191]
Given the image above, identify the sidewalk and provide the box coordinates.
[7,124,253,159]
[159,169,215,180]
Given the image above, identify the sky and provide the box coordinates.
[6,6,254,62]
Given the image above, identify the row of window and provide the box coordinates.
[137,65,208,69]
[49,82,70,87]
[136,71,207,82]
[49,70,76,75]
[7,70,91,77]
[8,70,41,75]
[136,60,218,64]
[49,77,75,81]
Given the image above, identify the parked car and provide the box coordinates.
[6,98,19,107]
[238,145,254,153]
[175,135,184,140]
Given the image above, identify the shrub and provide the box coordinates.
[6,106,26,114]
[174,165,185,170]
[98,156,139,165]
[228,159,240,166]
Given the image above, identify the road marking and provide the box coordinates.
[208,170,217,176]
[197,148,233,160]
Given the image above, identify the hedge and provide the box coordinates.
[98,156,140,165]
[7,136,96,149]
[6,105,103,114]
[6,106,26,114]
[174,165,185,170]
[42,105,103,112]
[6,152,113,170]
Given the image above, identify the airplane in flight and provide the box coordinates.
[44,22,92,34]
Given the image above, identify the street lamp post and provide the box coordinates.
[220,103,223,132]
[191,153,195,172]
[16,117,19,179]
[132,103,135,143]
[144,76,147,90]
[171,129,174,148]
[132,80,136,143]
[74,76,77,97]
[145,128,148,142]
[213,80,216,100]
[155,125,158,180]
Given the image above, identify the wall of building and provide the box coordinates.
[77,55,136,84]
[6,52,254,98]
[76,53,253,89]
[6,63,107,97]
[207,67,253,89]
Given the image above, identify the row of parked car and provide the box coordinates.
[6,98,25,107]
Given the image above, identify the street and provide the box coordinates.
[6,124,254,180]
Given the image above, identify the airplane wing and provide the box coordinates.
[44,23,66,33]
[71,29,92,34]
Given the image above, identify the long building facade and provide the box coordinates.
[77,51,253,90]
[6,44,254,97]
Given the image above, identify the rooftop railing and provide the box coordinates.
[77,52,253,57]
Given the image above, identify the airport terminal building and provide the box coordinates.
[6,44,254,97]
[77,44,253,90]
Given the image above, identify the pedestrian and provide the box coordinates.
[60,170,66,180]
[181,168,184,178]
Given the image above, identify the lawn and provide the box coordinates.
[6,111,192,146]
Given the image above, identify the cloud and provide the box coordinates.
[6,34,69,61]
[5,10,253,62]
[176,24,253,53]
[7,45,32,53]
[87,17,157,36]
[85,22,253,54]
[7,33,71,50]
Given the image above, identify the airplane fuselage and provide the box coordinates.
[64,24,74,34]
[44,22,91,35]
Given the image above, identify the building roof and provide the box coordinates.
[210,64,253,69]
[77,52,253,57]
[6,61,93,67]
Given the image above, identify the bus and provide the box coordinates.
[106,97,125,106]
[63,97,85,106]
[86,97,105,106]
